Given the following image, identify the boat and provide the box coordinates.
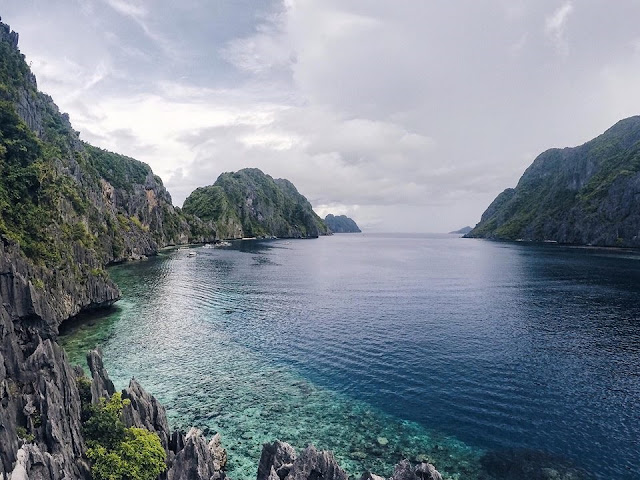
[187,251,197,257]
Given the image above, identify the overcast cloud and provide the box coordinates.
[3,1,640,231]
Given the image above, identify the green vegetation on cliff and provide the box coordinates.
[0,19,215,278]
[79,389,166,480]
[183,168,329,239]
[467,116,640,247]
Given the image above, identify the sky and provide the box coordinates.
[3,1,640,232]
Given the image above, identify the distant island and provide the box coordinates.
[449,226,472,235]
[182,168,329,239]
[325,214,361,233]
[466,115,640,247]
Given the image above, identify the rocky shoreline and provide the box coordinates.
[25,347,442,480]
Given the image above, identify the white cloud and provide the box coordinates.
[545,1,574,56]
[5,0,640,232]
[103,0,147,20]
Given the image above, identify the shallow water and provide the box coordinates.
[60,234,640,480]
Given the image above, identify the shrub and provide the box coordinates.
[88,428,166,480]
[83,392,128,450]
[82,391,167,480]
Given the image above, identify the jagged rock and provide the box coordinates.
[360,472,386,480]
[414,462,442,480]
[209,433,228,471]
[166,428,227,480]
[390,460,416,480]
[8,443,90,480]
[267,466,282,480]
[257,440,297,480]
[389,459,442,480]
[87,348,115,403]
[388,460,442,480]
[286,445,348,480]
[121,378,171,450]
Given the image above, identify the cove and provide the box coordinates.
[60,234,640,479]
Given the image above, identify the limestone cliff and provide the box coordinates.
[324,214,362,233]
[0,17,213,479]
[183,168,329,239]
[467,116,640,246]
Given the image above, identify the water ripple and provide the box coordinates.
[60,236,640,480]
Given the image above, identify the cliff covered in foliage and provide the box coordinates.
[0,18,217,478]
[324,214,361,233]
[183,168,329,239]
[467,116,640,246]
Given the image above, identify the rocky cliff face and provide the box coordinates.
[467,116,640,246]
[0,18,215,479]
[324,214,362,233]
[182,168,329,239]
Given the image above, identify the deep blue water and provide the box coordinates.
[60,234,640,479]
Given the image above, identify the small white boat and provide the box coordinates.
[187,251,197,257]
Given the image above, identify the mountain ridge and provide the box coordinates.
[466,115,640,246]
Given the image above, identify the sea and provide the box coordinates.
[59,233,640,480]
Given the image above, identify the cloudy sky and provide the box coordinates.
[3,1,640,232]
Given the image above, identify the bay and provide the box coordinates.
[60,234,640,480]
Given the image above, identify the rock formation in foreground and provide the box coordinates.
[325,214,362,233]
[182,168,330,239]
[466,115,640,246]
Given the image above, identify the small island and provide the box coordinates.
[324,214,361,233]
[449,226,472,235]
[182,168,329,239]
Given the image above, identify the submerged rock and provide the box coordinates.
[480,449,591,480]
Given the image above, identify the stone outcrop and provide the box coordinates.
[87,347,116,403]
[121,378,172,449]
[0,300,89,479]
[257,443,444,480]
[258,441,297,480]
[467,115,640,246]
[258,442,346,480]
[166,428,227,480]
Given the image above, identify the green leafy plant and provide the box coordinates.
[81,390,167,480]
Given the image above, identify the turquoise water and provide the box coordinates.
[60,235,640,479]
